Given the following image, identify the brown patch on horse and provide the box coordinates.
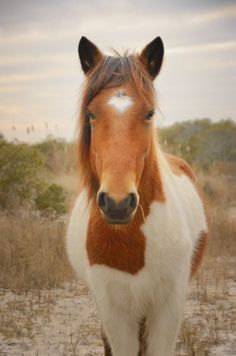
[191,231,208,276]
[165,153,196,182]
[87,202,146,274]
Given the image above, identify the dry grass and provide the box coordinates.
[0,208,74,353]
[200,173,236,258]
[0,211,73,292]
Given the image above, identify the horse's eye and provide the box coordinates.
[86,112,95,121]
[145,110,155,120]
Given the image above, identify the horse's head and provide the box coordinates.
[78,37,164,224]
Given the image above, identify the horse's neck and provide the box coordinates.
[138,143,166,217]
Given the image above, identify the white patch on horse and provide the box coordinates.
[108,91,133,113]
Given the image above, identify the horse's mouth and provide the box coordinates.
[100,210,135,225]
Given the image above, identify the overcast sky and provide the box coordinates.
[0,0,236,141]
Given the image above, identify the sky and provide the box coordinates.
[0,0,236,142]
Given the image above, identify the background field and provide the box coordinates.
[0,118,236,355]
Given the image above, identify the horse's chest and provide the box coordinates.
[87,205,192,315]
[87,230,190,318]
[86,199,191,277]
[86,219,146,275]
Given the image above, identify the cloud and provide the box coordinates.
[0,104,25,115]
[0,86,27,94]
[168,40,236,55]
[0,53,72,66]
[0,67,78,84]
[189,4,236,24]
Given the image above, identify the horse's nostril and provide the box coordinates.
[129,193,137,209]
[97,192,107,211]
[97,191,138,222]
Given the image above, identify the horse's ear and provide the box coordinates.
[78,36,103,74]
[139,37,164,80]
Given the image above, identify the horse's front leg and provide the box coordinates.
[145,284,188,356]
[97,301,140,356]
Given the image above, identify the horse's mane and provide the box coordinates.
[78,53,155,198]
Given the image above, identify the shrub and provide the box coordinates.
[0,142,45,208]
[34,137,76,173]
[0,141,67,215]
[159,118,236,174]
[34,183,66,215]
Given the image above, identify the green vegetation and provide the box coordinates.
[0,137,67,214]
[0,141,44,209]
[159,118,236,173]
[35,183,66,214]
[34,136,76,173]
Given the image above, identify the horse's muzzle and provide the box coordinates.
[97,192,138,224]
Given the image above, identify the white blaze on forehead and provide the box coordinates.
[108,90,133,113]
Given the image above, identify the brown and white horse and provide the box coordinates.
[67,36,208,356]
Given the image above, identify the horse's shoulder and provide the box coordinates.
[164,153,196,183]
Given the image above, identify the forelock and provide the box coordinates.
[81,53,154,111]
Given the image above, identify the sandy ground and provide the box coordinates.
[0,283,103,356]
[0,270,236,356]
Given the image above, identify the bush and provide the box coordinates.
[0,142,45,208]
[34,137,76,173]
[35,183,66,215]
[159,118,236,174]
[0,141,67,215]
